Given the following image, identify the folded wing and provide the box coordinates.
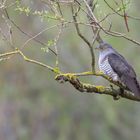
[108,53,140,97]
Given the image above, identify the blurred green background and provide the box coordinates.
[0,0,140,140]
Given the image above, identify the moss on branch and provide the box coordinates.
[0,50,140,101]
[55,73,140,101]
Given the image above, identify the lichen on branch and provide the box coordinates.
[55,73,140,101]
[0,0,140,102]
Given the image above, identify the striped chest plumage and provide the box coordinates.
[99,55,119,81]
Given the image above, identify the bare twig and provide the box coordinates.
[0,50,60,74]
[83,0,103,43]
[71,4,91,47]
[104,0,140,20]
[42,0,74,5]
[20,25,58,49]
[104,29,140,46]
[75,0,140,46]
[71,3,95,71]
[4,9,57,55]
[54,25,63,68]
[18,50,60,74]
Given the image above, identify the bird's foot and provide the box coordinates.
[114,88,124,100]
[119,87,124,96]
[113,95,121,100]
[110,84,121,100]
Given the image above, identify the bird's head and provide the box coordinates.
[95,42,113,52]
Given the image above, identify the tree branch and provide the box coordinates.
[71,2,95,71]
[3,9,57,55]
[0,50,60,74]
[1,0,140,102]
[84,0,103,43]
[0,49,139,101]
[55,73,140,101]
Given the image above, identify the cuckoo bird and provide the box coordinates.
[96,42,140,97]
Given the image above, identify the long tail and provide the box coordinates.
[122,76,140,97]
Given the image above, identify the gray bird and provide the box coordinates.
[96,42,140,97]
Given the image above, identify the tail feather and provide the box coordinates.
[121,76,140,97]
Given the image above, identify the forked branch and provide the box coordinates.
[1,0,140,102]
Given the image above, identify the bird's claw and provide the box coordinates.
[113,95,121,100]
[110,84,121,101]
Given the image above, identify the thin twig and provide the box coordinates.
[75,0,140,46]
[71,3,95,71]
[18,50,60,74]
[0,50,60,74]
[83,0,103,43]
[71,4,91,47]
[104,0,140,20]
[121,0,129,32]
[4,9,57,55]
[54,25,63,68]
[20,25,58,49]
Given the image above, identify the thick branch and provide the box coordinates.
[72,71,128,90]
[0,50,139,101]
[55,74,140,101]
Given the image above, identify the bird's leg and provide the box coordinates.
[119,87,124,95]
[110,84,120,100]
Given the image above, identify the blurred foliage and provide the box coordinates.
[0,0,140,140]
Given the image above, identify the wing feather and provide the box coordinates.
[108,53,140,97]
[108,53,136,78]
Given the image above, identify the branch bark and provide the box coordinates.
[71,3,95,71]
[1,0,140,102]
[0,50,139,101]
[55,74,140,101]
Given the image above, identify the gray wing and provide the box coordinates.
[108,53,140,97]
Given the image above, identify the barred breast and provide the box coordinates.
[99,57,118,81]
